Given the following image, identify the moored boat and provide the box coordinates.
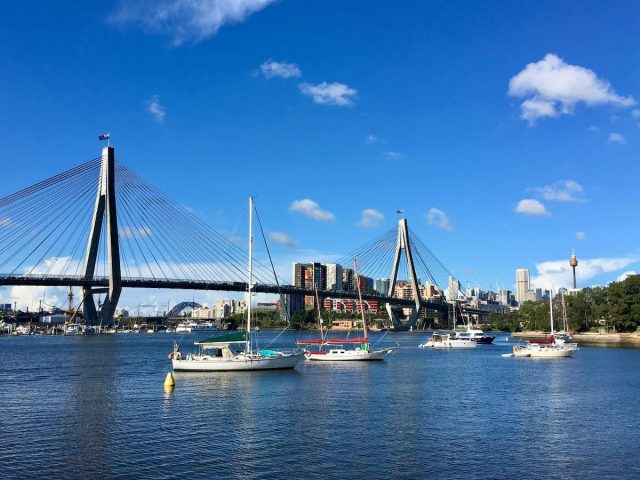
[303,259,397,362]
[453,325,495,344]
[510,286,578,359]
[418,332,476,349]
[170,197,303,372]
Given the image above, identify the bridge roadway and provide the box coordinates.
[0,274,454,311]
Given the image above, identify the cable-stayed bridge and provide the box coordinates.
[0,147,470,329]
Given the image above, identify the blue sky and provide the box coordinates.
[1,1,639,311]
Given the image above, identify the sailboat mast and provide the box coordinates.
[353,259,368,341]
[549,284,554,335]
[561,291,568,331]
[246,196,254,354]
[314,286,324,341]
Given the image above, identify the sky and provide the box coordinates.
[1,0,639,313]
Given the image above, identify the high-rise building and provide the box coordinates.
[446,276,461,301]
[515,269,530,304]
[375,278,390,295]
[213,299,247,318]
[356,275,374,294]
[342,268,354,292]
[498,289,512,306]
[293,263,311,288]
[423,283,441,300]
[292,262,326,310]
[284,293,305,316]
[325,263,343,291]
[312,262,327,290]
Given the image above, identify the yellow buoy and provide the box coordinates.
[164,372,175,388]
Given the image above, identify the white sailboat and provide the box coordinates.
[553,291,573,345]
[171,197,303,372]
[303,259,397,361]
[510,285,578,358]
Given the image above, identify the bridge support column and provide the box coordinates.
[81,146,121,325]
[385,218,422,330]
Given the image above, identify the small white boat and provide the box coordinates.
[63,324,81,336]
[81,325,99,335]
[419,332,476,349]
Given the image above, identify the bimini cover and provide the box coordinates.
[195,331,247,346]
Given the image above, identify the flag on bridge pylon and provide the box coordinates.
[98,133,110,141]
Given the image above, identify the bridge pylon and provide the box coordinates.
[385,218,422,330]
[81,146,121,325]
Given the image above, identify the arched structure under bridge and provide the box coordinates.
[167,302,202,318]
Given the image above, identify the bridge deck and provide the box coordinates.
[0,274,450,310]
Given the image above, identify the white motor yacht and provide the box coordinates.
[419,332,476,349]
[175,321,219,333]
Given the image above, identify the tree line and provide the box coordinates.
[489,274,640,333]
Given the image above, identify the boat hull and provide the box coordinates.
[513,343,578,358]
[172,353,303,371]
[474,336,495,345]
[305,348,393,361]
[419,340,476,349]
[528,347,576,358]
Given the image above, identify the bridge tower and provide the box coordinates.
[386,218,422,330]
[81,146,121,324]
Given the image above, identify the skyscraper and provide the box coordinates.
[325,263,343,291]
[375,278,390,295]
[342,268,354,292]
[515,269,530,304]
[446,276,461,301]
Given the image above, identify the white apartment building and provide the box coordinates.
[325,263,343,291]
[515,269,530,304]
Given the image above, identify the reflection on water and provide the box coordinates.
[0,332,639,479]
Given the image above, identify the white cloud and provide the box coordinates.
[384,151,402,159]
[515,199,550,216]
[534,180,585,202]
[427,207,452,231]
[617,271,637,282]
[632,109,640,119]
[111,0,276,46]
[146,95,165,122]
[365,134,378,144]
[609,132,625,144]
[259,60,301,79]
[357,209,384,228]
[576,231,587,240]
[531,257,638,289]
[289,199,335,222]
[298,82,357,106]
[0,256,84,311]
[508,53,635,123]
[587,125,600,133]
[120,226,153,238]
[268,231,299,248]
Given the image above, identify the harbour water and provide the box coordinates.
[1,331,639,479]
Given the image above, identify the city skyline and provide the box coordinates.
[1,1,639,313]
